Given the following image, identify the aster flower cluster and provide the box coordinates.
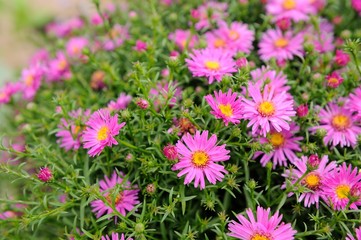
[1,0,361,239]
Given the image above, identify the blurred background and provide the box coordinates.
[0,0,97,81]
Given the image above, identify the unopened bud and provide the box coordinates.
[163,144,178,160]
[37,167,52,182]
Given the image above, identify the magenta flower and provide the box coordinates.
[228,206,297,239]
[296,104,308,117]
[253,123,303,168]
[334,49,350,67]
[66,37,88,58]
[259,28,304,62]
[56,109,91,151]
[346,87,361,119]
[266,0,316,22]
[204,89,243,126]
[37,167,53,182]
[163,144,178,160]
[46,52,72,82]
[107,93,132,112]
[91,171,139,218]
[101,233,133,240]
[185,48,237,84]
[352,0,361,16]
[0,82,22,104]
[346,226,361,240]
[172,130,230,190]
[46,17,84,38]
[282,155,337,208]
[310,103,361,148]
[82,109,126,157]
[133,40,147,52]
[242,83,295,137]
[326,72,343,88]
[321,163,361,210]
[103,24,129,51]
[20,64,44,100]
[192,1,228,30]
[168,29,198,51]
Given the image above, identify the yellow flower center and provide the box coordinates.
[332,114,350,131]
[269,133,285,148]
[25,74,34,86]
[181,39,187,48]
[192,151,209,167]
[214,38,226,48]
[58,59,68,71]
[283,0,296,10]
[336,184,350,199]
[72,46,80,54]
[109,29,119,39]
[303,173,321,190]
[251,234,271,240]
[274,38,289,48]
[218,104,233,117]
[0,92,5,99]
[205,60,220,70]
[258,101,275,117]
[73,125,81,135]
[327,77,339,85]
[105,192,124,205]
[97,126,109,141]
[228,30,240,40]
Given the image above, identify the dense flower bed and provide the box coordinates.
[1,0,361,239]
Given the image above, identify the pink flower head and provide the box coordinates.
[326,72,343,88]
[163,144,178,160]
[352,0,361,16]
[82,109,126,157]
[346,87,361,119]
[242,83,296,137]
[346,226,361,240]
[259,28,304,62]
[91,171,139,218]
[0,82,22,104]
[168,29,198,51]
[46,52,72,82]
[321,163,361,210]
[66,37,88,58]
[185,48,237,84]
[228,206,297,239]
[56,108,91,151]
[103,24,129,51]
[37,167,53,182]
[46,17,84,38]
[136,99,149,109]
[193,1,228,30]
[204,89,243,126]
[107,93,132,112]
[253,123,303,168]
[282,155,337,208]
[276,17,291,30]
[149,81,182,109]
[334,49,350,67]
[296,104,308,117]
[20,64,44,100]
[133,40,147,52]
[101,233,133,240]
[235,57,248,68]
[303,19,335,53]
[91,12,108,26]
[266,0,316,22]
[310,103,361,148]
[172,130,230,190]
[29,48,49,66]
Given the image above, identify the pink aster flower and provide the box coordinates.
[168,29,198,51]
[204,89,243,126]
[346,87,361,119]
[82,109,126,157]
[107,93,132,112]
[334,49,350,67]
[192,1,228,30]
[321,163,361,210]
[46,52,72,82]
[346,226,361,240]
[253,123,303,168]
[20,64,44,100]
[185,48,237,84]
[172,130,230,190]
[91,171,139,218]
[56,108,91,151]
[282,155,337,208]
[266,0,316,22]
[46,17,84,38]
[259,28,304,62]
[0,82,22,104]
[326,72,343,88]
[352,0,361,16]
[103,24,129,51]
[310,103,361,148]
[101,233,133,240]
[66,37,88,59]
[242,83,296,137]
[133,40,147,52]
[228,206,297,240]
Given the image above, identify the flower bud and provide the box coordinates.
[308,154,320,168]
[163,144,178,160]
[350,183,361,201]
[296,104,308,118]
[37,167,53,182]
[90,70,106,90]
[135,222,145,233]
[146,183,156,195]
[334,50,350,67]
[136,98,149,109]
[235,57,248,69]
[276,18,291,31]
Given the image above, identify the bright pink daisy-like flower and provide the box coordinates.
[334,49,350,67]
[172,130,230,190]
[20,64,44,100]
[192,1,228,30]
[228,206,297,240]
[259,28,304,62]
[326,72,343,88]
[242,83,296,137]
[266,0,316,22]
[56,108,91,151]
[282,155,337,208]
[346,226,361,240]
[0,82,22,104]
[101,233,133,240]
[310,103,361,148]
[253,123,303,168]
[346,87,361,119]
[168,29,198,51]
[185,48,237,84]
[103,24,129,51]
[352,0,361,16]
[204,89,243,126]
[91,171,139,218]
[46,52,72,82]
[321,163,361,210]
[107,93,132,112]
[66,37,88,59]
[82,109,126,157]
